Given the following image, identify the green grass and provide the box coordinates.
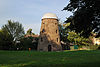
[0,50,100,67]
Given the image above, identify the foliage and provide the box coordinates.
[63,0,100,37]
[0,29,13,50]
[58,23,66,41]
[20,36,38,50]
[2,20,25,41]
[58,21,91,46]
[58,22,71,43]
[0,20,25,50]
[89,45,100,50]
[26,28,35,35]
[67,31,91,45]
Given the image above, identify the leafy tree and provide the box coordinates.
[20,36,38,50]
[59,21,73,43]
[2,20,25,41]
[0,29,13,50]
[26,28,32,35]
[67,31,91,45]
[63,0,100,37]
[26,28,35,35]
[58,21,92,46]
[1,20,25,50]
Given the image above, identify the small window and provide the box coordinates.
[42,29,45,33]
[55,23,57,25]
[57,38,58,42]
[41,37,43,42]
[56,30,57,33]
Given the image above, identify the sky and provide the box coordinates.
[0,0,72,34]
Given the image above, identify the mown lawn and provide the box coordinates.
[0,50,100,67]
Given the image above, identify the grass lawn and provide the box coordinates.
[0,50,100,67]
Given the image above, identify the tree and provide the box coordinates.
[0,29,13,50]
[63,0,100,37]
[2,20,25,41]
[20,36,38,50]
[58,20,92,45]
[59,21,72,43]
[26,28,35,35]
[1,20,25,50]
[67,31,91,45]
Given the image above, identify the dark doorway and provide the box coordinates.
[48,45,51,51]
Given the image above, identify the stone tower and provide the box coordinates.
[38,13,62,51]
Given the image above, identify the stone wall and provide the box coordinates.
[38,18,62,51]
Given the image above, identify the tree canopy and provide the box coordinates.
[0,20,25,50]
[63,0,100,37]
[0,29,13,50]
[26,28,35,35]
[59,22,91,46]
[2,20,25,41]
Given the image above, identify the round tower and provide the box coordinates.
[38,13,62,51]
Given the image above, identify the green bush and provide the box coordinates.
[89,45,99,50]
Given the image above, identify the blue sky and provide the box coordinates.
[0,0,72,34]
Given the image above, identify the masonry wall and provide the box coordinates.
[38,18,62,51]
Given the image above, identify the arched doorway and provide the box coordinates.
[48,45,51,51]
